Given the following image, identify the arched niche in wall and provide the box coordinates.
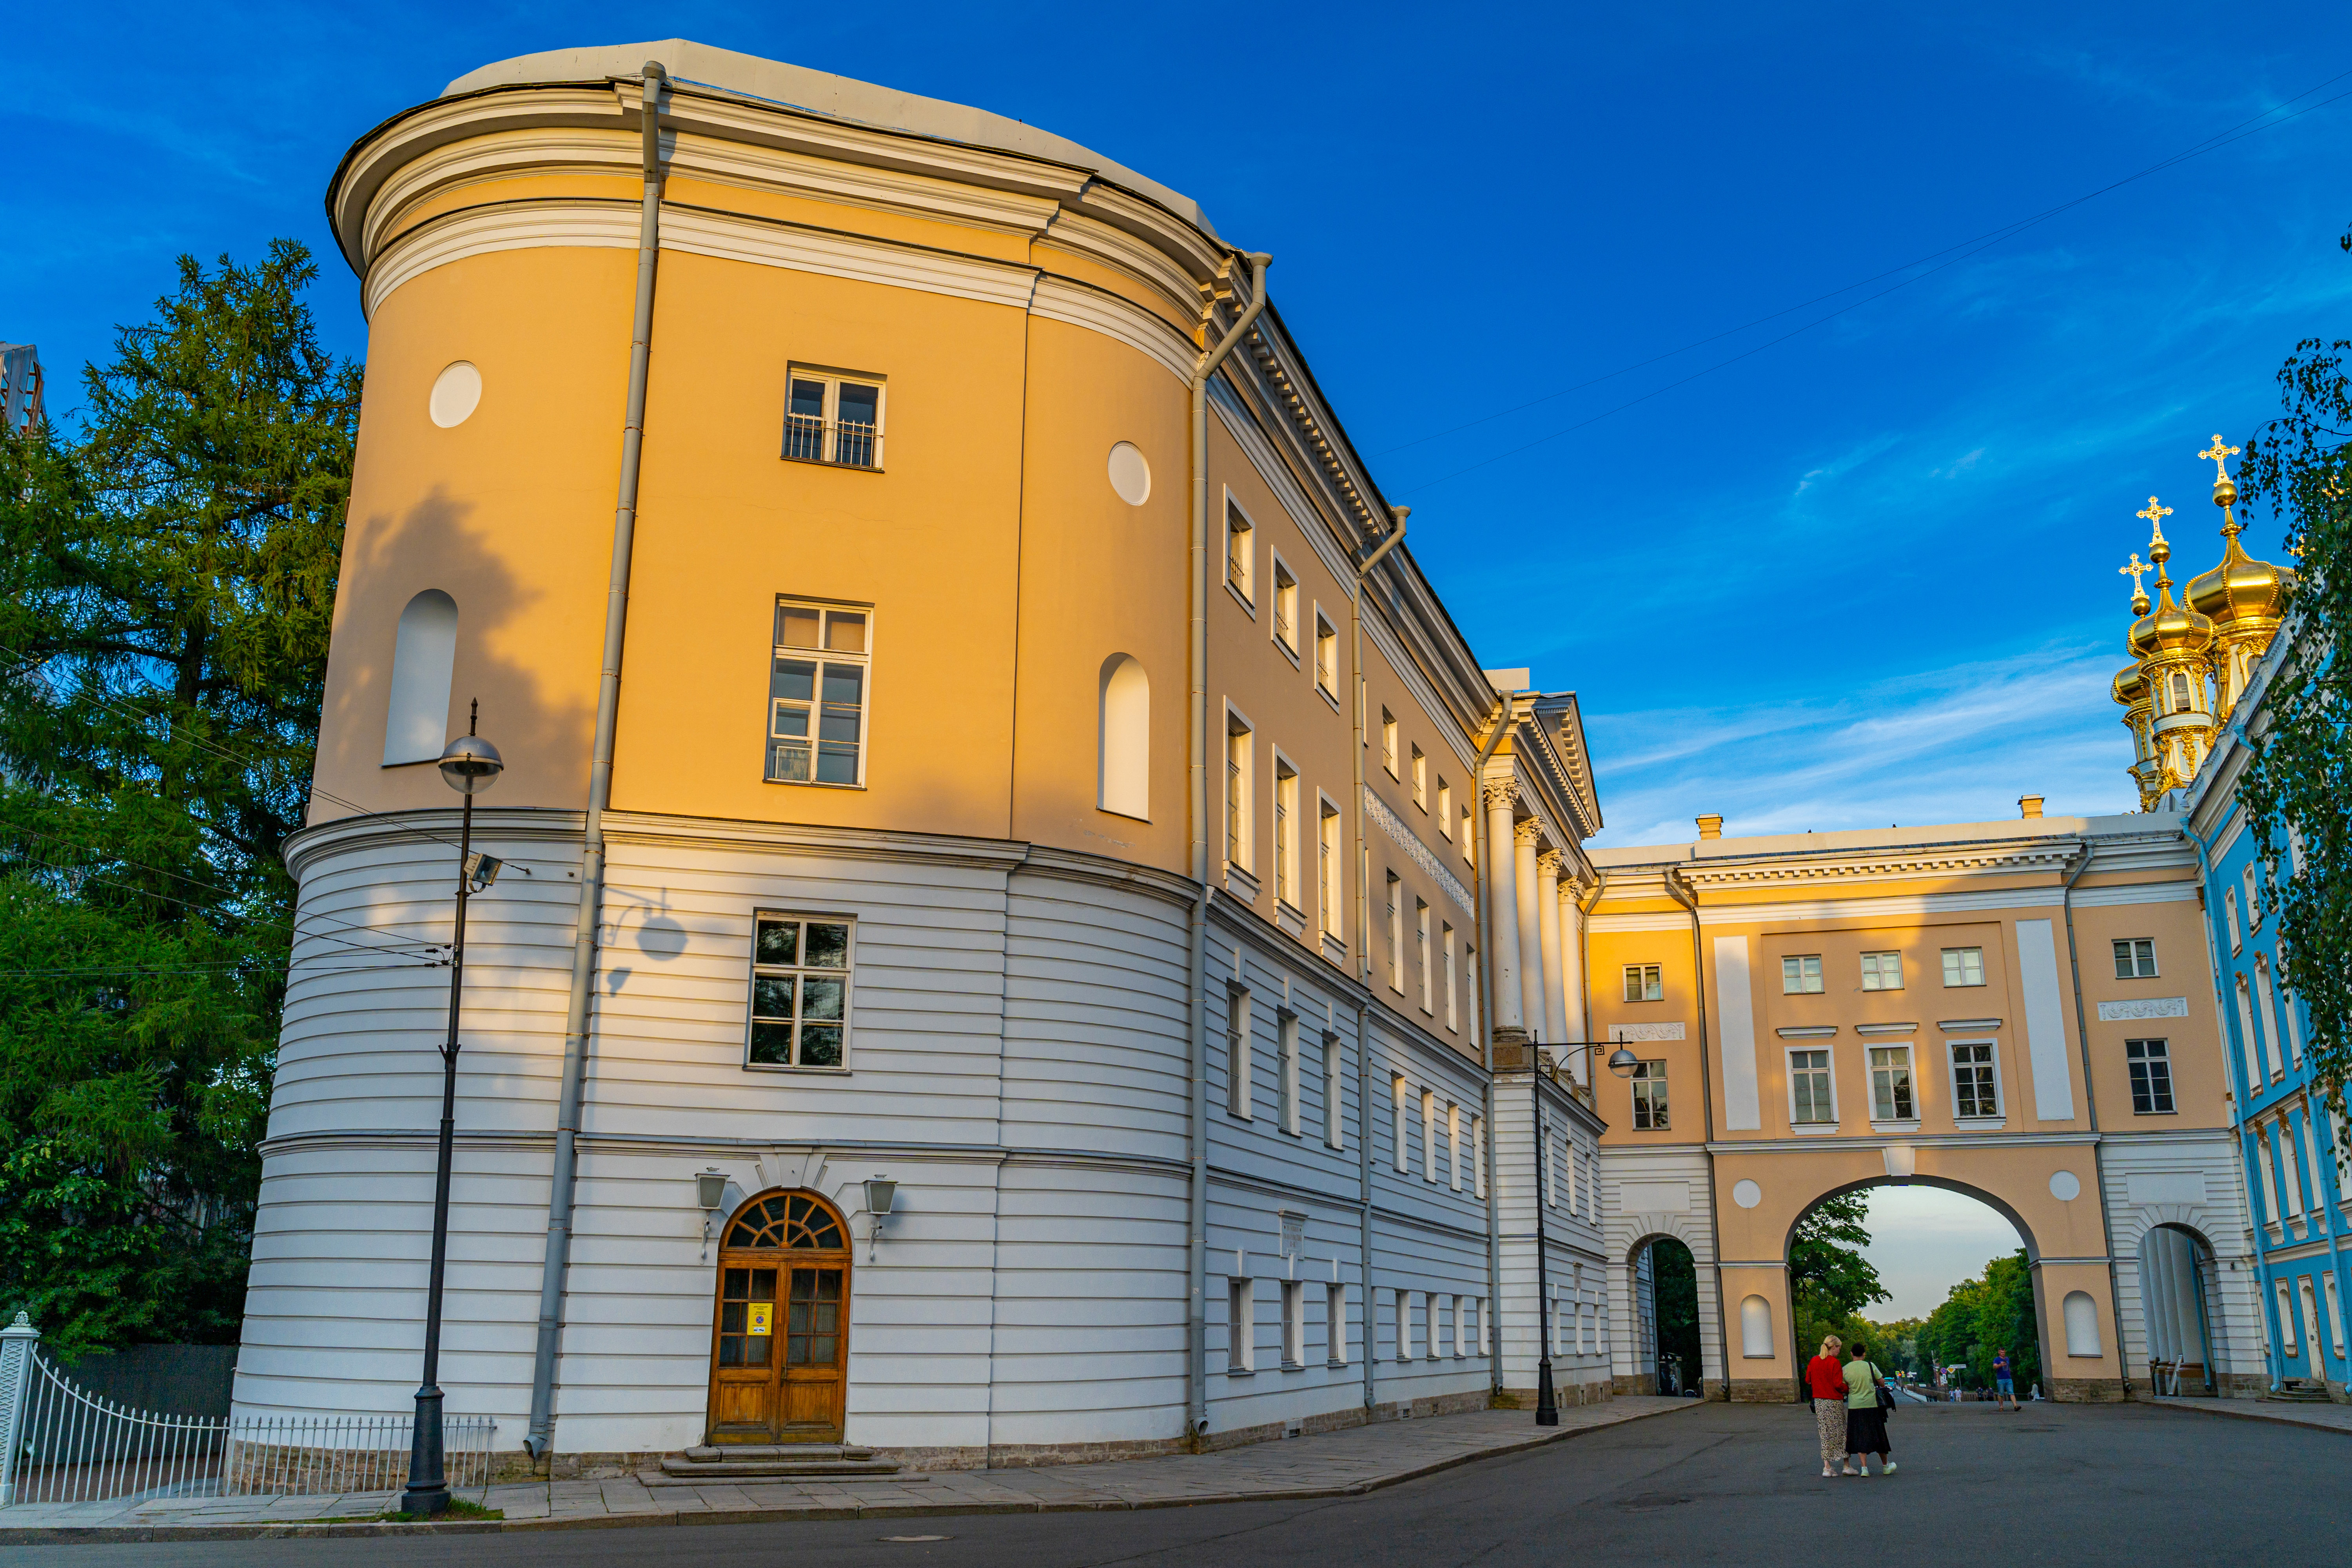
[1738,1294,1774,1358]
[2062,1289,2103,1358]
[385,589,458,765]
[1098,653,1149,819]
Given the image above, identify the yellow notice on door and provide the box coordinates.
[746,1302,774,1336]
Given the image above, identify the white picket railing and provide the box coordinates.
[0,1313,496,1506]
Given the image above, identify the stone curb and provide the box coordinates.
[0,1401,1700,1544]
[2143,1397,2352,1439]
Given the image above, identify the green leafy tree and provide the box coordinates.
[1648,1236,1702,1389]
[0,241,361,1357]
[1788,1192,1889,1368]
[2237,221,2352,1132]
[1914,1250,2041,1393]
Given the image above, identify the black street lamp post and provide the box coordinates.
[401,704,504,1517]
[1529,1041,1643,1428]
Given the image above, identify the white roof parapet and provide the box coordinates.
[441,40,1220,240]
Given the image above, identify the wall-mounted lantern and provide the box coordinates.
[863,1176,897,1261]
[696,1169,728,1258]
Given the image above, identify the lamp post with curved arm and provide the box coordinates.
[1528,1042,1639,1426]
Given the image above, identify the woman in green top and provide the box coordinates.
[1842,1341,1895,1476]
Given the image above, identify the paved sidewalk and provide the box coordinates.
[0,1396,1699,1542]
[2149,1393,2352,1437]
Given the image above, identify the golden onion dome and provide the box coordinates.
[2112,663,2147,708]
[2185,526,2292,628]
[2129,579,2213,659]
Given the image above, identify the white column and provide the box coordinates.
[1483,782,1523,1032]
[1558,880,1588,1058]
[1514,822,1545,1036]
[1537,850,1569,1050]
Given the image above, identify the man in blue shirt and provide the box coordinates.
[1993,1350,2020,1411]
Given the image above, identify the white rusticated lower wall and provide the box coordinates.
[1491,1065,1610,1404]
[237,808,1517,1461]
[2099,1130,2265,1396]
[1599,1147,1723,1396]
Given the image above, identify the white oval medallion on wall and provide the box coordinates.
[2049,1171,2081,1202]
[1731,1179,1762,1209]
[1107,441,1151,506]
[429,361,483,428]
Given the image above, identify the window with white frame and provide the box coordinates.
[1323,1031,1343,1148]
[1387,872,1405,992]
[1544,1124,1557,1205]
[2126,1038,2174,1114]
[748,913,853,1069]
[1448,1102,1463,1189]
[1392,1074,1409,1172]
[1472,1114,1486,1197]
[2113,938,2158,978]
[1272,555,1299,654]
[1281,1279,1305,1368]
[1416,899,1433,1014]
[1789,1047,1835,1124]
[767,599,871,786]
[1278,1009,1301,1135]
[1421,1088,1438,1182]
[1411,746,1427,810]
[1225,501,1255,604]
[1314,610,1338,699]
[1273,757,1300,908]
[1465,945,1479,1042]
[1225,713,1253,871]
[1869,1045,1915,1121]
[2244,863,2262,927]
[1437,779,1453,837]
[1443,923,1458,1030]
[1942,947,1986,987]
[1327,1281,1347,1365]
[1950,1040,2000,1118]
[2279,1120,2308,1216]
[2257,957,2287,1077]
[1624,963,1663,1002]
[1782,954,1824,994]
[1318,797,1343,940]
[1381,709,1399,777]
[1563,1133,1577,1212]
[2226,888,2243,953]
[782,366,884,468]
[1228,1277,1254,1371]
[1631,1060,1668,1129]
[2255,1133,2279,1226]
[2236,975,2267,1087]
[1452,1294,1467,1357]
[1860,951,1904,991]
[1460,804,1476,864]
[1227,983,1254,1119]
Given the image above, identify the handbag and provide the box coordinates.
[1874,1364,1898,1414]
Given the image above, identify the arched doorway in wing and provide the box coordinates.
[707,1189,852,1444]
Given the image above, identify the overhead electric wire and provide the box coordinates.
[1388,67,2352,495]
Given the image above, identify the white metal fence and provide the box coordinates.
[1,1313,496,1507]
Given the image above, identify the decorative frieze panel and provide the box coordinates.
[1363,785,1474,917]
[2096,996,2189,1022]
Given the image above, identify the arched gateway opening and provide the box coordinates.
[1633,1236,1703,1395]
[708,1190,851,1444]
[2136,1223,2220,1396]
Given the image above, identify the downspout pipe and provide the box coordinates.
[525,61,665,1462]
[1186,252,1270,1444]
[2061,841,2131,1401]
[1662,868,1724,1399]
[1468,699,1512,1397]
[1350,507,1406,991]
[1356,996,1376,1414]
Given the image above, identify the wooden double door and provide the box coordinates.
[707,1191,850,1443]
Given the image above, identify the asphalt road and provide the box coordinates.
[23,1402,2347,1568]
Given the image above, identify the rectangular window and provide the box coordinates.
[1273,759,1299,908]
[1544,1125,1557,1206]
[1227,985,1253,1119]
[1789,1047,1835,1124]
[1437,780,1453,837]
[1281,1279,1305,1368]
[1392,1074,1410,1173]
[2226,889,2242,953]
[1860,951,1904,991]
[1448,1102,1463,1190]
[1416,900,1433,1014]
[1279,1010,1301,1135]
[1451,1294,1466,1358]
[1318,797,1343,940]
[1472,1114,1486,1197]
[2126,1038,2174,1114]
[1314,612,1339,698]
[767,599,871,786]
[1387,872,1405,993]
[1869,1045,1915,1121]
[1228,1277,1254,1372]
[1411,746,1427,809]
[1624,964,1663,1003]
[1443,923,1459,1030]
[2244,865,2261,928]
[748,913,853,1069]
[1225,501,1255,603]
[1942,947,1986,987]
[1326,1281,1347,1366]
[2113,938,2158,979]
[1323,1031,1343,1149]
[1782,955,1824,994]
[781,367,885,468]
[1461,805,1476,863]
[1225,714,1253,871]
[1381,710,1399,777]
[1951,1041,2000,1118]
[1631,1060,1669,1130]
[1421,1088,1438,1183]
[1272,557,1299,653]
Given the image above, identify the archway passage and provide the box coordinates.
[1642,1237,1702,1396]
[2137,1225,2218,1396]
[708,1190,851,1444]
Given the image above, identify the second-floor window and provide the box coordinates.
[1860,951,1903,991]
[1225,502,1255,603]
[1782,955,1824,994]
[2126,1038,2174,1113]
[1789,1048,1835,1124]
[1318,798,1343,940]
[1437,780,1453,838]
[1410,747,1427,810]
[1272,558,1298,653]
[1630,1060,1668,1130]
[748,913,853,1069]
[2114,938,2158,978]
[1624,964,1662,1002]
[1314,612,1338,698]
[1225,716,1253,871]
[1951,1042,2000,1118]
[1869,1046,1915,1121]
[767,598,869,786]
[782,368,884,468]
[1942,947,1986,987]
[1273,759,1299,907]
[1381,710,1399,777]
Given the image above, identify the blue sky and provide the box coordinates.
[11,2,2352,846]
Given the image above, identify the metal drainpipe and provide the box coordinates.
[1467,700,1511,1397]
[1662,868,1724,1399]
[2059,842,2131,1401]
[1575,872,1607,1079]
[1349,508,1407,994]
[524,61,666,1462]
[1185,252,1270,1445]
[1356,994,1376,1414]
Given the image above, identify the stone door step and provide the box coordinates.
[653,1444,916,1482]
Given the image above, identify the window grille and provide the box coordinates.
[1942,947,1986,987]
[1869,1046,1914,1120]
[1782,955,1824,993]
[782,371,884,468]
[2113,938,2158,978]
[1631,1060,1669,1129]
[1789,1048,1834,1123]
[749,914,853,1068]
[2126,1038,2174,1113]
[767,599,869,786]
[1951,1041,2000,1118]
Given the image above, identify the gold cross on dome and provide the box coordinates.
[2119,552,2151,597]
[2199,435,2239,478]
[2138,495,2173,541]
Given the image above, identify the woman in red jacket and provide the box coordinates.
[1806,1334,1849,1477]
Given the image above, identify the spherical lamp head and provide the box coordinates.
[438,733,505,795]
[1606,1047,1641,1078]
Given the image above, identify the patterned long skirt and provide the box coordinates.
[1813,1397,1847,1465]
